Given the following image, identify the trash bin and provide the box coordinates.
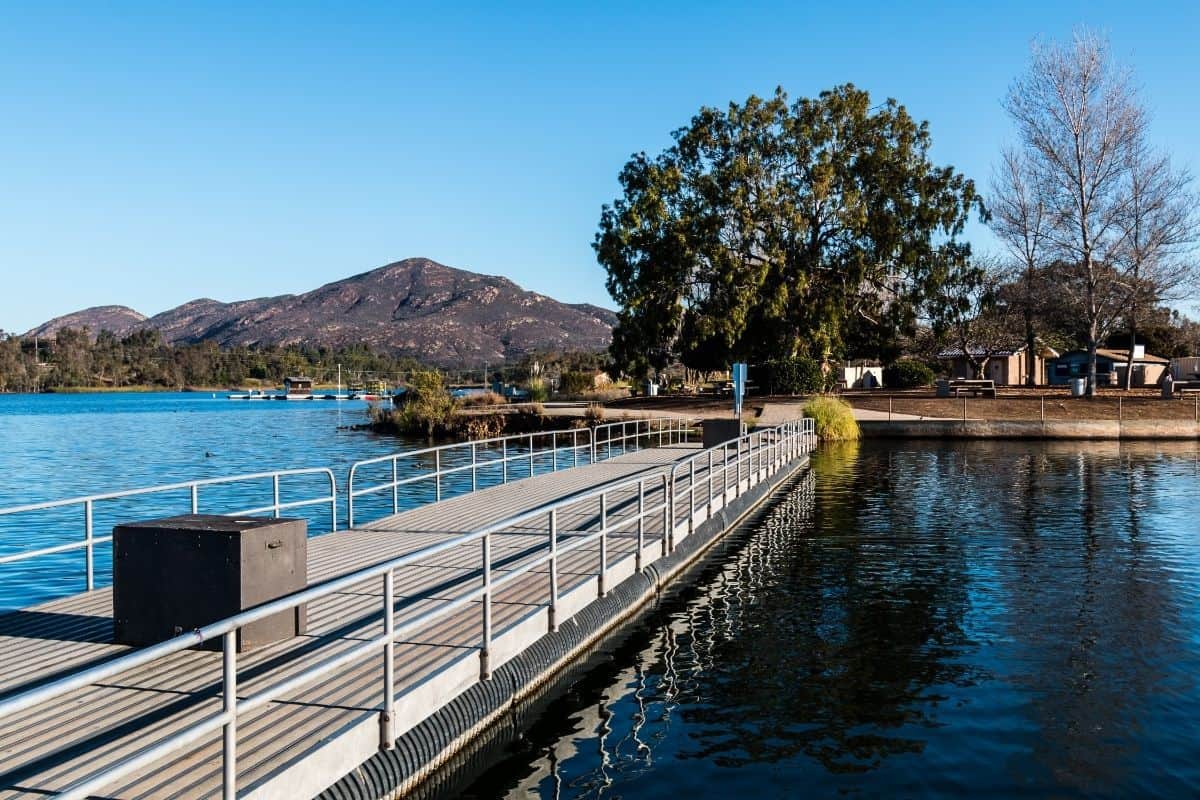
[644,382,659,397]
[1069,377,1088,397]
[935,379,951,398]
[113,514,307,651]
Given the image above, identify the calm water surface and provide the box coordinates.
[458,439,1200,799]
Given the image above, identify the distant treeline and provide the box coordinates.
[0,327,425,392]
[0,327,613,393]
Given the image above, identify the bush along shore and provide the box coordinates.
[362,370,605,440]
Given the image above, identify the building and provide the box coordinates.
[283,376,314,396]
[1171,357,1200,381]
[937,344,1060,386]
[1048,347,1169,387]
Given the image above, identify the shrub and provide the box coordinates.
[583,402,605,425]
[560,371,595,395]
[803,396,860,441]
[883,359,935,389]
[459,390,506,408]
[753,356,825,395]
[458,413,505,440]
[385,370,457,437]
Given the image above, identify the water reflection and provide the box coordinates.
[459,439,1200,799]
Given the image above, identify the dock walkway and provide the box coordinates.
[0,420,813,799]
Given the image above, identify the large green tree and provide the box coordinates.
[595,85,983,377]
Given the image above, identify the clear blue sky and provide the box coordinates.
[2,1,1197,333]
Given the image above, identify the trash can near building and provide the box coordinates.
[1069,377,1088,397]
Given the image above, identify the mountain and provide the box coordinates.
[27,305,148,339]
[27,259,617,365]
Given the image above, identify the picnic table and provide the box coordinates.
[943,378,997,398]
[1173,380,1200,396]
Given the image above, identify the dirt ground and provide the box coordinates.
[614,388,1200,422]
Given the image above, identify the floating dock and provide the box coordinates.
[0,421,813,799]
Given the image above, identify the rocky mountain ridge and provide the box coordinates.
[26,259,615,365]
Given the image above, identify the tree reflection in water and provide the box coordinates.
[458,440,1200,800]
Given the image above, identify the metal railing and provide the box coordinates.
[0,468,338,592]
[669,418,816,535]
[347,426,592,527]
[347,418,692,528]
[591,417,695,462]
[0,418,815,800]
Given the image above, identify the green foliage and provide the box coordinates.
[883,360,935,388]
[396,370,457,437]
[595,84,983,377]
[559,371,595,395]
[526,378,549,403]
[803,396,860,441]
[752,357,825,395]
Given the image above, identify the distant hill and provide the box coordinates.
[27,305,148,339]
[26,259,616,365]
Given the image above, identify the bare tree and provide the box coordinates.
[1117,142,1200,388]
[990,148,1051,385]
[1004,29,1146,395]
[931,255,1021,379]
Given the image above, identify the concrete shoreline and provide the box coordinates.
[859,418,1200,440]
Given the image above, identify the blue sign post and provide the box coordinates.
[732,362,747,421]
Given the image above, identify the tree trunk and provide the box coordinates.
[1123,305,1138,391]
[1024,309,1036,386]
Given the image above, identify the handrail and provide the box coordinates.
[591,417,695,462]
[0,417,814,800]
[346,417,693,528]
[0,467,338,592]
[347,426,591,527]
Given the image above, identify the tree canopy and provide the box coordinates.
[595,84,983,377]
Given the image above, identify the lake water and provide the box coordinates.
[456,439,1200,799]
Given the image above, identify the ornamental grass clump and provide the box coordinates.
[803,396,859,441]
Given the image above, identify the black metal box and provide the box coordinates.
[113,514,307,652]
[702,418,744,449]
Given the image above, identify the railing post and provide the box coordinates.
[381,569,396,749]
[391,455,400,513]
[329,472,338,532]
[724,443,730,499]
[191,484,199,515]
[663,474,672,554]
[598,492,608,597]
[480,534,492,680]
[84,499,94,592]
[548,509,559,631]
[272,474,281,518]
[688,460,696,535]
[636,479,645,572]
[222,629,238,800]
[552,433,558,472]
[471,442,477,492]
[502,440,508,483]
[573,430,580,469]
[708,449,715,516]
[435,450,442,503]
[529,433,535,477]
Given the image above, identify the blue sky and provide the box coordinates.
[1,1,1197,333]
